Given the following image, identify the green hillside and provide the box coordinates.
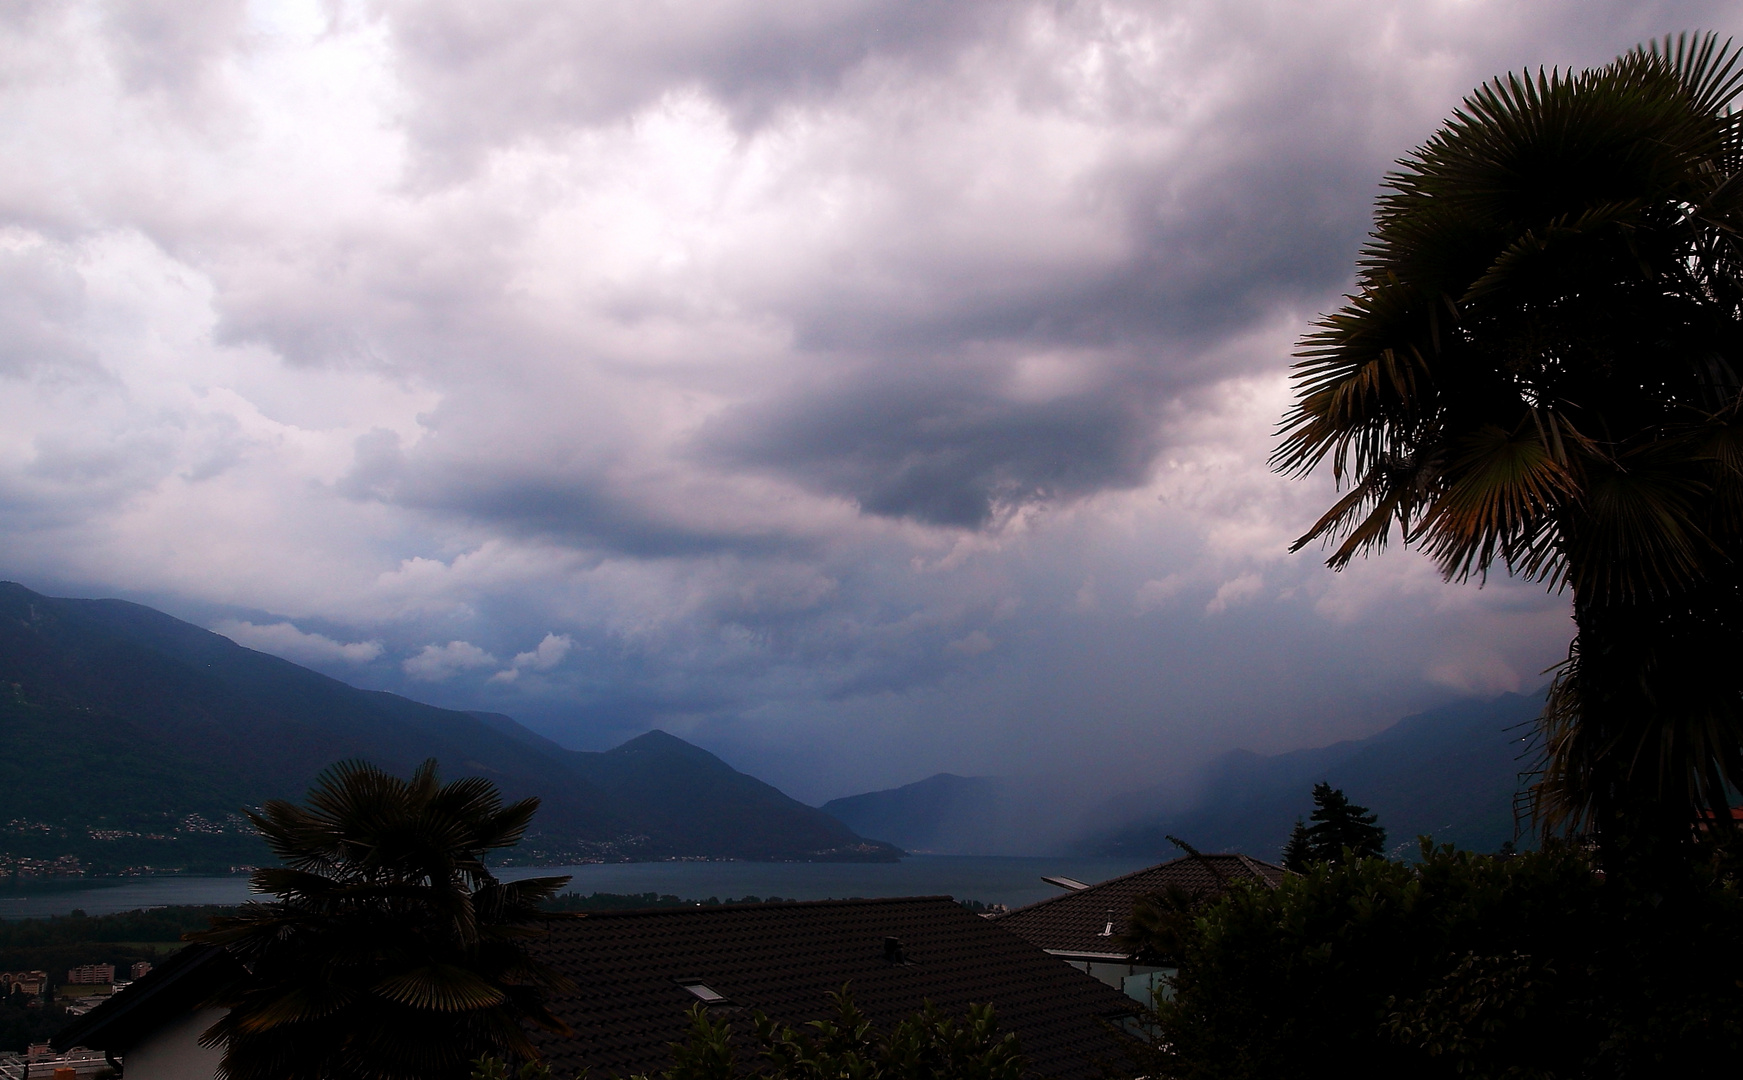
[0,582,899,872]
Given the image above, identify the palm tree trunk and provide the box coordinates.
[1543,570,1743,863]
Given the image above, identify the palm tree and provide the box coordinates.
[1272,33,1743,850]
[189,760,576,1080]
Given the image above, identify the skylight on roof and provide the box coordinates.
[678,981,726,1003]
[1042,875,1091,891]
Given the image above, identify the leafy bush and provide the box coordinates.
[653,989,1024,1080]
[1134,840,1743,1078]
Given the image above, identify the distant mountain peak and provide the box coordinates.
[0,582,899,867]
[606,729,722,764]
[615,728,687,749]
[1090,694,1547,861]
[821,773,1007,855]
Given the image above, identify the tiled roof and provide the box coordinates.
[994,854,1287,957]
[526,896,1138,1080]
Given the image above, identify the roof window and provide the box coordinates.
[1041,876,1090,891]
[677,981,726,1003]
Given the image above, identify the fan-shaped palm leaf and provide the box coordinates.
[1275,32,1743,849]
[188,760,578,1080]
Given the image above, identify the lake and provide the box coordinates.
[0,854,1151,920]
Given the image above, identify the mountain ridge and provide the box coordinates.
[821,694,1542,860]
[1086,693,1542,860]
[0,582,900,871]
[821,774,1004,854]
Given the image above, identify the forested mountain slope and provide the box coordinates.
[0,582,897,872]
[1090,694,1542,860]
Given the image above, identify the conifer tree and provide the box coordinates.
[1281,819,1312,872]
[1284,783,1386,867]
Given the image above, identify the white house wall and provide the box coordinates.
[121,1008,226,1080]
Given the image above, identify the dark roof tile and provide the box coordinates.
[995,854,1286,957]
[527,896,1137,1080]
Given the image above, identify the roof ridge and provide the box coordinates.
[1233,854,1287,875]
[567,895,959,918]
[1233,853,1269,885]
[996,852,1288,920]
[996,856,1199,917]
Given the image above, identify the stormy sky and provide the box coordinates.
[2,1,1730,808]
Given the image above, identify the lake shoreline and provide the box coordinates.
[0,854,1154,921]
[1,852,921,896]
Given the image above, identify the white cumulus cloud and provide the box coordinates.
[404,641,499,682]
[1134,574,1185,614]
[514,633,573,671]
[491,632,573,681]
[215,620,383,664]
[945,630,995,656]
[1205,573,1264,615]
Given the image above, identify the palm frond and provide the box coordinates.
[1414,422,1575,582]
[1282,32,1743,844]
[372,965,508,1012]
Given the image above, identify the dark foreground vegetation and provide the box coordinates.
[1123,840,1743,1078]
[645,991,1023,1080]
[0,995,66,1057]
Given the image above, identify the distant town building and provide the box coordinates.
[0,1046,112,1080]
[0,854,84,879]
[130,961,153,980]
[65,965,114,986]
[50,944,246,1080]
[177,815,227,835]
[1,971,47,995]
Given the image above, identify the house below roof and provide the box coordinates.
[49,944,245,1080]
[48,898,1136,1080]
[996,853,1287,1002]
[526,896,1140,1080]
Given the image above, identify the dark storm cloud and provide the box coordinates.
[2,0,1737,820]
[377,0,1009,169]
[704,364,1166,527]
[398,466,818,558]
[699,141,1380,527]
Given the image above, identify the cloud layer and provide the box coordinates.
[1,0,1729,807]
